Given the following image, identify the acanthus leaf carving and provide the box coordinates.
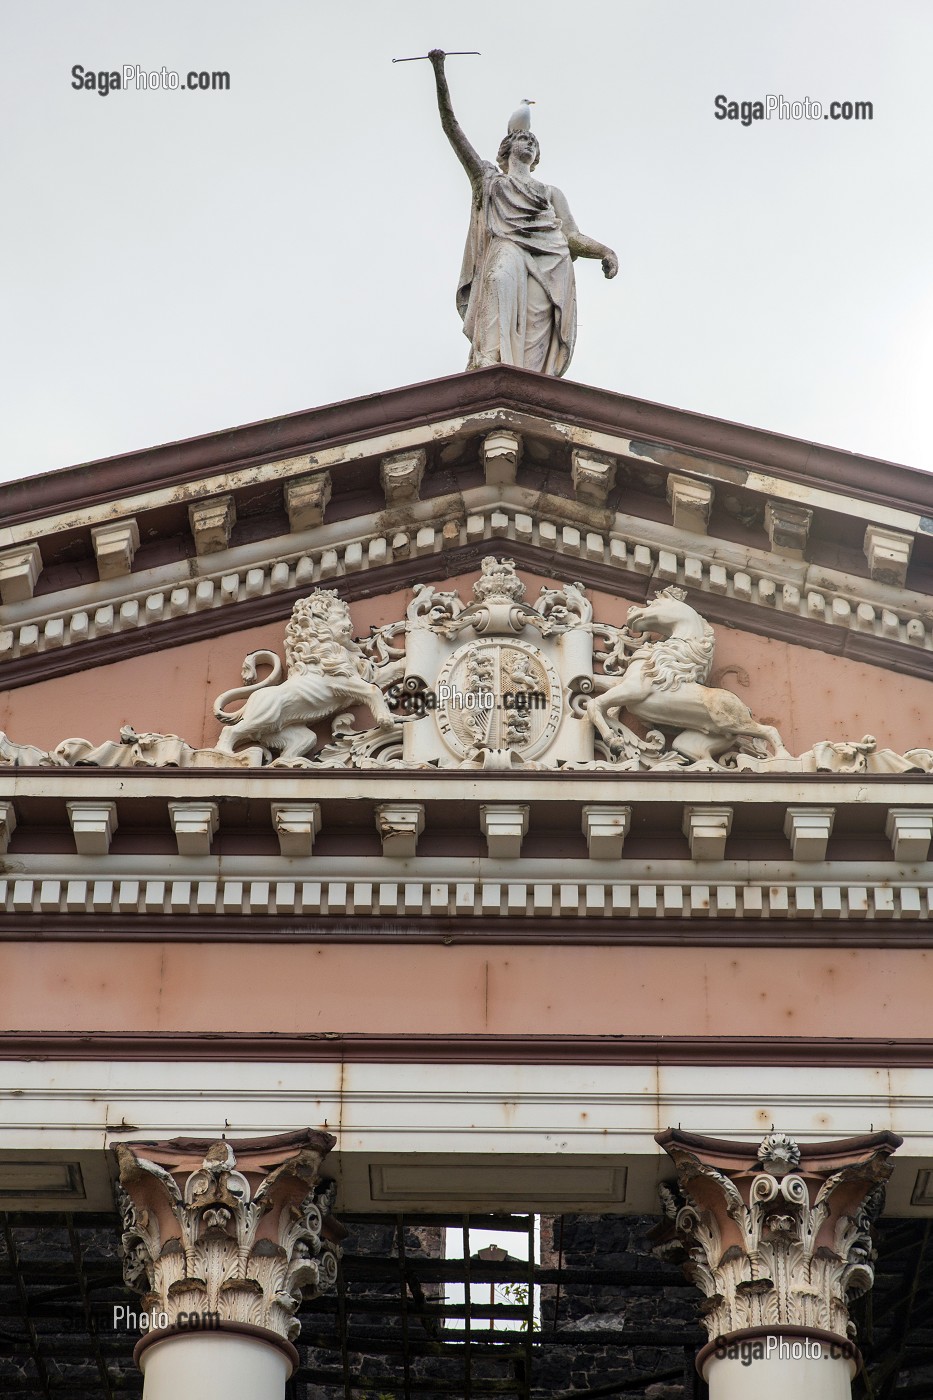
[650,1129,900,1344]
[115,1132,342,1345]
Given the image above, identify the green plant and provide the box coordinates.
[495,1280,538,1332]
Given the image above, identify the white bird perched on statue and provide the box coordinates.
[508,98,536,132]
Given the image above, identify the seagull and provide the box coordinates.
[508,99,536,133]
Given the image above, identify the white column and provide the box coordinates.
[698,1331,856,1399]
[138,1330,293,1400]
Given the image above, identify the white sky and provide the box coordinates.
[1,0,931,485]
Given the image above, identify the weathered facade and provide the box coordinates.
[2,365,933,1397]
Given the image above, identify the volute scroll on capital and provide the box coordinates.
[115,1130,343,1345]
[651,1128,902,1344]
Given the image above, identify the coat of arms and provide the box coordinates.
[20,556,929,775]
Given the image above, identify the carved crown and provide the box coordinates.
[472,557,526,605]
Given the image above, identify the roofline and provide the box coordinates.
[2,366,932,527]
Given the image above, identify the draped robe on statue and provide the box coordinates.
[457,161,577,377]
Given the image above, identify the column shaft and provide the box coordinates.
[139,1332,291,1400]
[701,1347,853,1400]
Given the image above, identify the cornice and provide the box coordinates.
[3,367,933,526]
[2,1031,933,1067]
[4,765,932,799]
[2,849,933,940]
[5,774,931,936]
[3,911,932,945]
[3,496,933,691]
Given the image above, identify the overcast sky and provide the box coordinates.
[1,0,931,486]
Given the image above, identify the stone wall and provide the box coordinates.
[536,1213,702,1399]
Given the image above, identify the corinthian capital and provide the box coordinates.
[116,1129,342,1344]
[651,1128,901,1344]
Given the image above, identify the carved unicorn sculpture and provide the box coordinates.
[587,587,787,764]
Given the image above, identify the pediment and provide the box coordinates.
[1,370,932,776]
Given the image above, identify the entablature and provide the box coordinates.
[3,772,933,937]
[1,1060,933,1217]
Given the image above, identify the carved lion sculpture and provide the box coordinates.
[587,586,788,764]
[213,591,401,763]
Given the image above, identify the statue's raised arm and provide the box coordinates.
[425,52,618,378]
[428,50,484,198]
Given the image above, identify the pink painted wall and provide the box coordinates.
[1,572,930,754]
[0,941,930,1039]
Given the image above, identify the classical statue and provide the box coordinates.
[212,591,403,763]
[586,587,789,764]
[428,50,618,376]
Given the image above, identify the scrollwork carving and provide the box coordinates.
[651,1129,900,1343]
[115,1132,342,1344]
[4,562,933,773]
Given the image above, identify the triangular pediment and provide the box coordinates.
[1,368,931,775]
